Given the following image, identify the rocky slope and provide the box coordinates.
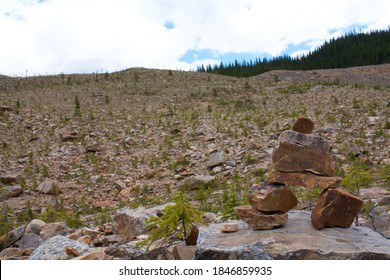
[0,65,389,259]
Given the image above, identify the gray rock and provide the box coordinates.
[19,233,44,250]
[202,212,220,224]
[25,219,46,235]
[371,205,390,239]
[367,116,380,126]
[195,211,390,260]
[37,180,58,194]
[105,243,173,260]
[0,226,25,251]
[5,185,22,198]
[40,222,69,240]
[0,247,21,260]
[378,196,390,206]
[179,175,216,191]
[0,106,13,112]
[114,204,172,239]
[29,236,90,260]
[207,151,228,168]
[0,174,19,184]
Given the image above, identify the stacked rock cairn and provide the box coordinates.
[235,118,363,230]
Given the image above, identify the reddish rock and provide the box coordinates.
[248,181,298,213]
[291,118,315,134]
[59,128,77,142]
[245,140,261,151]
[67,229,84,240]
[311,188,363,230]
[66,245,81,257]
[234,206,288,230]
[119,187,133,199]
[279,130,331,154]
[101,223,114,235]
[272,141,335,176]
[92,200,113,208]
[85,144,103,153]
[185,226,199,246]
[5,185,23,198]
[40,222,68,240]
[0,106,13,112]
[268,170,341,190]
[105,234,125,244]
[78,235,94,245]
[220,223,238,233]
[0,248,21,260]
[173,244,197,260]
[0,174,20,184]
[115,180,127,190]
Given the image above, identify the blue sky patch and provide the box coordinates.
[164,21,175,30]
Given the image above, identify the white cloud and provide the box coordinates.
[0,0,389,76]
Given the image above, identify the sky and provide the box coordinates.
[0,0,389,76]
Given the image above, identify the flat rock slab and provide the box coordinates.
[234,206,288,230]
[279,130,330,154]
[268,170,341,189]
[195,211,390,260]
[272,141,335,176]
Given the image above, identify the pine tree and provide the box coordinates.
[74,95,81,117]
[137,191,203,250]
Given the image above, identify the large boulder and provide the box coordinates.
[0,248,21,260]
[248,181,297,212]
[114,204,172,240]
[19,233,44,250]
[272,141,335,176]
[25,219,46,235]
[195,211,390,260]
[370,205,390,239]
[311,188,363,230]
[0,226,25,251]
[234,206,288,230]
[268,170,341,190]
[29,236,90,260]
[279,130,331,155]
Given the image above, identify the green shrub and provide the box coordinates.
[137,191,203,250]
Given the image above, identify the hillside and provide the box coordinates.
[0,65,389,259]
[200,28,390,77]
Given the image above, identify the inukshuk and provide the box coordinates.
[235,118,363,230]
